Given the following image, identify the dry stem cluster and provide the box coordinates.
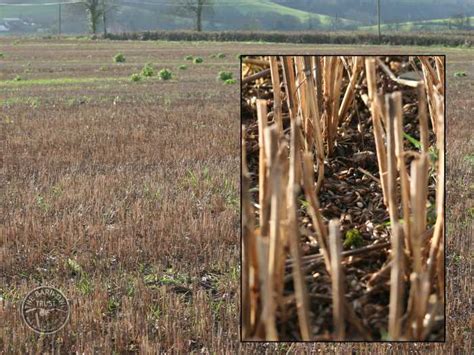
[242,55,445,341]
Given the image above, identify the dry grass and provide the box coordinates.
[0,38,472,353]
[242,55,446,341]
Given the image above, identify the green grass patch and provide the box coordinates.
[0,76,128,87]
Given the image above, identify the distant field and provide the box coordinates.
[360,16,474,32]
[219,0,357,26]
[0,38,472,353]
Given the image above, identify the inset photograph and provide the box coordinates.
[241,55,445,341]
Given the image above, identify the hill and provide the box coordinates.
[0,0,359,34]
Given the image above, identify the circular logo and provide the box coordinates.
[21,286,70,334]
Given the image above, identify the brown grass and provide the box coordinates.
[242,55,446,342]
[0,38,472,353]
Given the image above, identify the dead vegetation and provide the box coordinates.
[242,55,445,341]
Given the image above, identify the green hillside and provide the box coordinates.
[0,0,360,33]
[220,0,358,26]
[359,16,474,32]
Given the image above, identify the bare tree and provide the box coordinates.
[101,0,119,36]
[81,0,103,34]
[181,0,213,32]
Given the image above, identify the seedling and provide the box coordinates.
[193,57,203,64]
[178,64,187,70]
[184,55,193,61]
[343,228,364,248]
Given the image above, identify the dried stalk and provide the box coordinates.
[243,57,270,67]
[388,222,405,340]
[281,56,298,121]
[301,153,330,268]
[365,58,389,207]
[242,126,259,338]
[427,92,445,297]
[257,99,270,238]
[417,83,429,153]
[301,58,325,194]
[385,93,399,227]
[242,68,271,85]
[287,118,312,340]
[328,220,345,340]
[392,91,412,255]
[410,155,428,274]
[269,56,283,134]
[295,57,311,152]
[385,93,405,340]
[338,57,363,122]
[262,126,282,340]
[376,57,420,88]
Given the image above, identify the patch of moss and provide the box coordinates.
[343,228,364,248]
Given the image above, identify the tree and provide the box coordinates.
[181,0,213,32]
[81,0,103,34]
[101,0,119,36]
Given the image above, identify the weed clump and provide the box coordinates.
[454,71,467,77]
[159,68,172,80]
[113,53,126,63]
[130,73,141,82]
[13,75,23,82]
[184,55,193,61]
[217,71,233,81]
[178,64,187,70]
[141,63,155,77]
[216,53,226,59]
[193,57,203,64]
[0,53,4,58]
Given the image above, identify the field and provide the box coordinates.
[360,17,474,32]
[1,38,472,353]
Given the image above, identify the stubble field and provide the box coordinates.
[0,38,472,353]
